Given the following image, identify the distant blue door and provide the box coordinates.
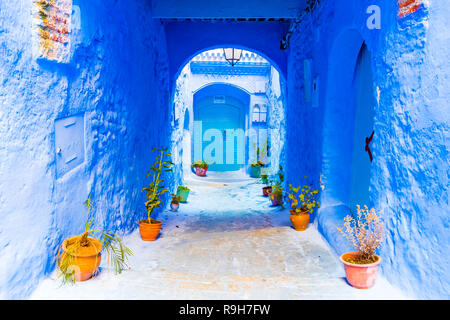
[195,95,245,172]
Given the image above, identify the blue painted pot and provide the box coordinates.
[176,187,190,203]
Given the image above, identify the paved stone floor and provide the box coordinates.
[31,173,408,299]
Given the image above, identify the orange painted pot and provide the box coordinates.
[139,220,162,241]
[60,236,102,282]
[289,209,310,231]
[340,252,381,289]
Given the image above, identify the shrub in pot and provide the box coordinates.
[286,180,320,231]
[269,185,284,207]
[268,166,284,206]
[192,160,209,177]
[337,205,383,289]
[260,174,272,196]
[249,161,264,178]
[57,195,132,283]
[140,148,174,241]
[176,186,190,202]
[170,194,181,212]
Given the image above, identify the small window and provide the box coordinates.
[252,104,267,123]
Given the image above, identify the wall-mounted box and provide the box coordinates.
[54,114,85,178]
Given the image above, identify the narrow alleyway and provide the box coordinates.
[31,174,407,300]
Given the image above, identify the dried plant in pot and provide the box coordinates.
[57,195,132,283]
[287,179,320,231]
[337,205,384,289]
[140,148,174,241]
[192,160,209,177]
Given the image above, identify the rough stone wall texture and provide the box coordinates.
[0,0,170,299]
[287,0,449,299]
[171,64,192,187]
[266,67,287,178]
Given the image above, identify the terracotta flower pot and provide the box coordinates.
[289,209,310,231]
[340,252,381,289]
[139,220,162,241]
[195,167,207,177]
[170,203,179,212]
[60,236,102,282]
[262,186,272,197]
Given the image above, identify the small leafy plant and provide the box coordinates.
[56,195,133,284]
[252,140,269,166]
[142,148,174,223]
[269,166,285,208]
[337,205,383,264]
[251,160,265,167]
[177,186,190,191]
[287,176,320,215]
[192,160,209,169]
[171,194,182,205]
[260,174,269,185]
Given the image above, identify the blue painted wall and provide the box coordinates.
[286,0,449,299]
[0,0,171,299]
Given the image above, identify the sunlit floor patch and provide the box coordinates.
[30,177,408,300]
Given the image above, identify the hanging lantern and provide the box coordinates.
[223,48,243,66]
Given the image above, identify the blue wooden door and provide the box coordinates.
[349,44,375,210]
[195,95,245,172]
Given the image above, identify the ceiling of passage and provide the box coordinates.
[151,0,308,20]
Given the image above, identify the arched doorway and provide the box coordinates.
[171,47,286,182]
[321,29,376,211]
[349,43,376,210]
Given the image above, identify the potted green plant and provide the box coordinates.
[269,184,284,207]
[176,185,190,202]
[170,194,181,212]
[286,179,320,231]
[57,195,133,283]
[192,160,209,176]
[140,148,174,241]
[268,166,284,207]
[337,205,383,289]
[250,161,264,178]
[261,174,272,197]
